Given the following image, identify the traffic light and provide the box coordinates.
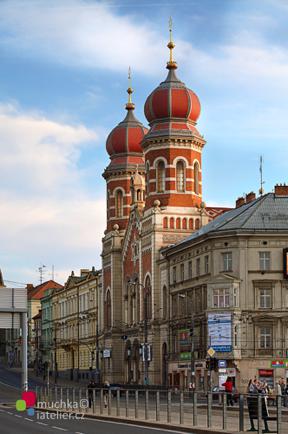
[210,358,217,371]
[206,358,217,371]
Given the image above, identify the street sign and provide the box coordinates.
[218,359,227,368]
[207,347,215,357]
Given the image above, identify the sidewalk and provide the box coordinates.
[5,367,89,388]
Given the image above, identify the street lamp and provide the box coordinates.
[128,279,150,386]
[178,293,195,391]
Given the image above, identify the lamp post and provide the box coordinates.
[179,293,196,391]
[128,280,150,386]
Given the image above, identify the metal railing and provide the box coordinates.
[35,386,286,434]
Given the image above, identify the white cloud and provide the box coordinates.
[0,102,105,284]
[0,102,97,194]
[0,0,166,75]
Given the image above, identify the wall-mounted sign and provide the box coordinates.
[180,351,191,361]
[208,313,232,352]
[103,349,111,358]
[218,360,227,368]
[271,360,288,368]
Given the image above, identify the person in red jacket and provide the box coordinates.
[222,377,234,406]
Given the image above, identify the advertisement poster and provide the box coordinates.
[208,313,232,352]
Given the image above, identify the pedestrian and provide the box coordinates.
[103,380,110,408]
[247,378,258,431]
[259,382,270,433]
[87,379,95,409]
[284,381,288,407]
[222,377,234,406]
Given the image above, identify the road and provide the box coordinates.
[0,369,188,434]
[0,405,188,434]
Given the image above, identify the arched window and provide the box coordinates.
[182,218,187,229]
[189,218,194,230]
[162,286,168,320]
[157,160,165,193]
[144,275,152,320]
[137,189,141,201]
[146,161,150,195]
[170,217,174,229]
[163,217,168,229]
[195,218,200,230]
[194,162,199,194]
[176,160,185,192]
[115,190,123,217]
[176,217,181,229]
[104,289,111,328]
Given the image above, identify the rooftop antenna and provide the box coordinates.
[52,264,55,281]
[259,155,265,196]
[38,264,46,284]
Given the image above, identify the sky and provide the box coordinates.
[1,0,288,285]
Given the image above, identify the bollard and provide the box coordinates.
[277,395,282,434]
[100,389,104,415]
[93,389,96,414]
[85,388,89,413]
[79,388,82,412]
[193,391,198,426]
[156,391,160,422]
[135,390,139,419]
[239,394,244,432]
[66,388,69,411]
[60,386,63,403]
[108,389,112,416]
[35,386,39,405]
[258,394,262,434]
[207,391,212,428]
[145,390,149,420]
[167,390,171,423]
[72,388,75,409]
[117,389,120,417]
[222,392,227,430]
[125,390,129,418]
[180,391,184,425]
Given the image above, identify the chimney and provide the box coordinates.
[275,184,288,196]
[246,191,256,203]
[236,197,245,208]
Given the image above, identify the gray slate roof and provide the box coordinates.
[169,193,288,251]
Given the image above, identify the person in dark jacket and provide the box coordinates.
[87,380,96,408]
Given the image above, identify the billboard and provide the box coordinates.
[208,312,232,352]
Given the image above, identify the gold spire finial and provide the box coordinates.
[126,66,135,110]
[167,17,177,70]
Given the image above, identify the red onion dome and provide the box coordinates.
[144,68,201,125]
[106,108,147,158]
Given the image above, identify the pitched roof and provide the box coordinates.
[28,280,63,300]
[164,193,288,254]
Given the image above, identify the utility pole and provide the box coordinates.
[77,286,80,381]
[190,312,195,390]
[95,306,100,384]
[144,284,149,386]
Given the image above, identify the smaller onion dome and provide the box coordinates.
[106,70,147,160]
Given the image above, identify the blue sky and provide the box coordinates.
[1,0,288,285]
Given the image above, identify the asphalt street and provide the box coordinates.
[0,369,188,434]
[0,406,187,434]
